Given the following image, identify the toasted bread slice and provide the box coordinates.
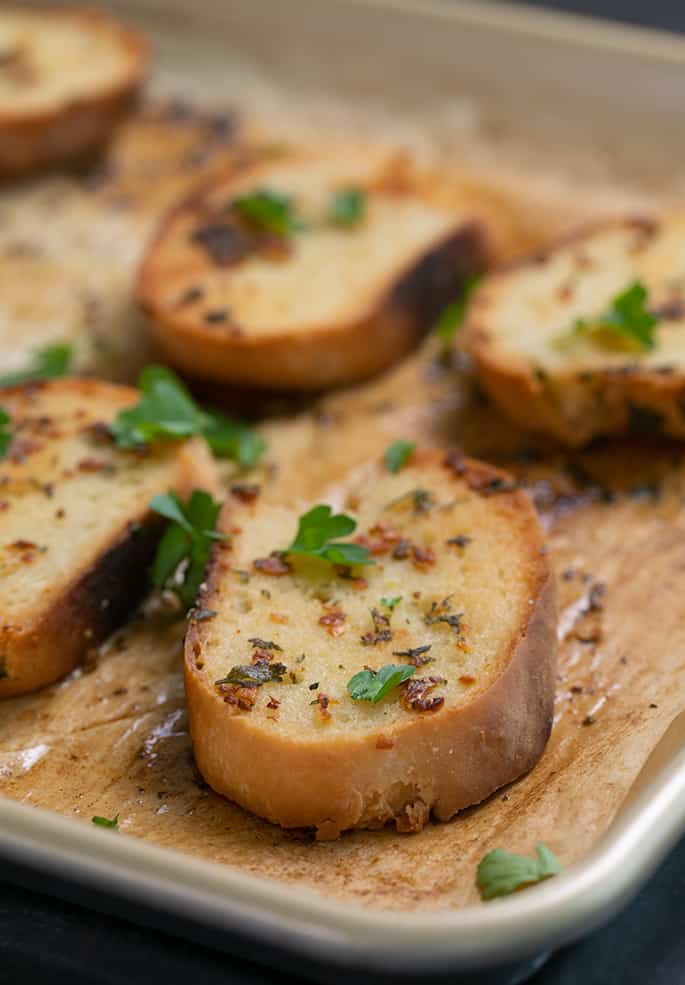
[185,448,556,838]
[0,7,146,176]
[138,150,491,389]
[464,215,685,446]
[0,378,215,698]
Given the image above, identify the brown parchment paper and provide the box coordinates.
[1,98,685,912]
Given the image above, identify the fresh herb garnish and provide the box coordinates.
[476,843,562,901]
[110,365,265,466]
[233,188,305,237]
[381,596,402,610]
[0,343,73,388]
[434,275,480,344]
[201,411,266,468]
[569,281,657,352]
[0,407,12,459]
[327,188,365,227]
[150,489,224,609]
[92,814,119,829]
[284,505,373,568]
[385,440,416,474]
[347,664,416,703]
[215,661,287,687]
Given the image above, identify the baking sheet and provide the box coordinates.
[3,0,685,970]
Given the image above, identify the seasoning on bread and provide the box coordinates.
[464,215,685,445]
[138,150,491,389]
[0,7,146,176]
[185,447,556,838]
[0,378,214,698]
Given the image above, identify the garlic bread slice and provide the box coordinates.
[0,7,146,176]
[138,151,490,389]
[465,216,685,445]
[185,448,556,838]
[0,378,213,698]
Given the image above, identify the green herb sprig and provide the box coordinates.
[568,281,657,352]
[327,188,365,227]
[110,365,265,467]
[380,596,402,610]
[284,505,373,568]
[476,843,562,901]
[347,664,416,703]
[233,188,305,237]
[150,489,225,609]
[434,274,481,345]
[385,440,416,474]
[0,407,12,459]
[92,814,119,829]
[0,343,73,389]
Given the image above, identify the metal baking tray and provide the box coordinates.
[3,1,685,980]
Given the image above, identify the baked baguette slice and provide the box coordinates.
[185,448,556,839]
[0,7,146,177]
[464,215,685,446]
[138,150,491,389]
[0,378,214,698]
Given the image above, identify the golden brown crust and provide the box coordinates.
[0,8,147,177]
[185,450,556,838]
[137,154,492,390]
[0,379,214,698]
[464,215,685,446]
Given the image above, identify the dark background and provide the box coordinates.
[504,0,685,32]
[2,2,685,984]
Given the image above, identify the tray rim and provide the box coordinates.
[4,0,685,973]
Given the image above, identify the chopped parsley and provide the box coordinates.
[568,281,658,352]
[150,489,224,609]
[476,843,562,901]
[92,814,119,829]
[110,365,265,466]
[215,661,287,687]
[434,275,480,344]
[232,188,305,237]
[384,440,416,474]
[327,188,365,227]
[0,407,12,459]
[0,343,73,388]
[284,504,373,568]
[347,663,416,703]
[381,596,402,610]
[202,411,266,468]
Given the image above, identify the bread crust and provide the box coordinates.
[0,8,147,177]
[0,380,213,698]
[137,155,491,390]
[465,216,685,446]
[185,452,556,838]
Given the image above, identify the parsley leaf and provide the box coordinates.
[347,664,416,703]
[111,365,206,447]
[284,504,373,568]
[434,275,480,344]
[327,188,365,227]
[202,411,266,468]
[476,843,562,901]
[92,814,119,829]
[150,489,225,609]
[0,407,12,459]
[110,365,265,466]
[381,596,402,610]
[0,343,73,388]
[233,188,305,237]
[571,281,657,351]
[385,440,415,473]
[215,662,287,687]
